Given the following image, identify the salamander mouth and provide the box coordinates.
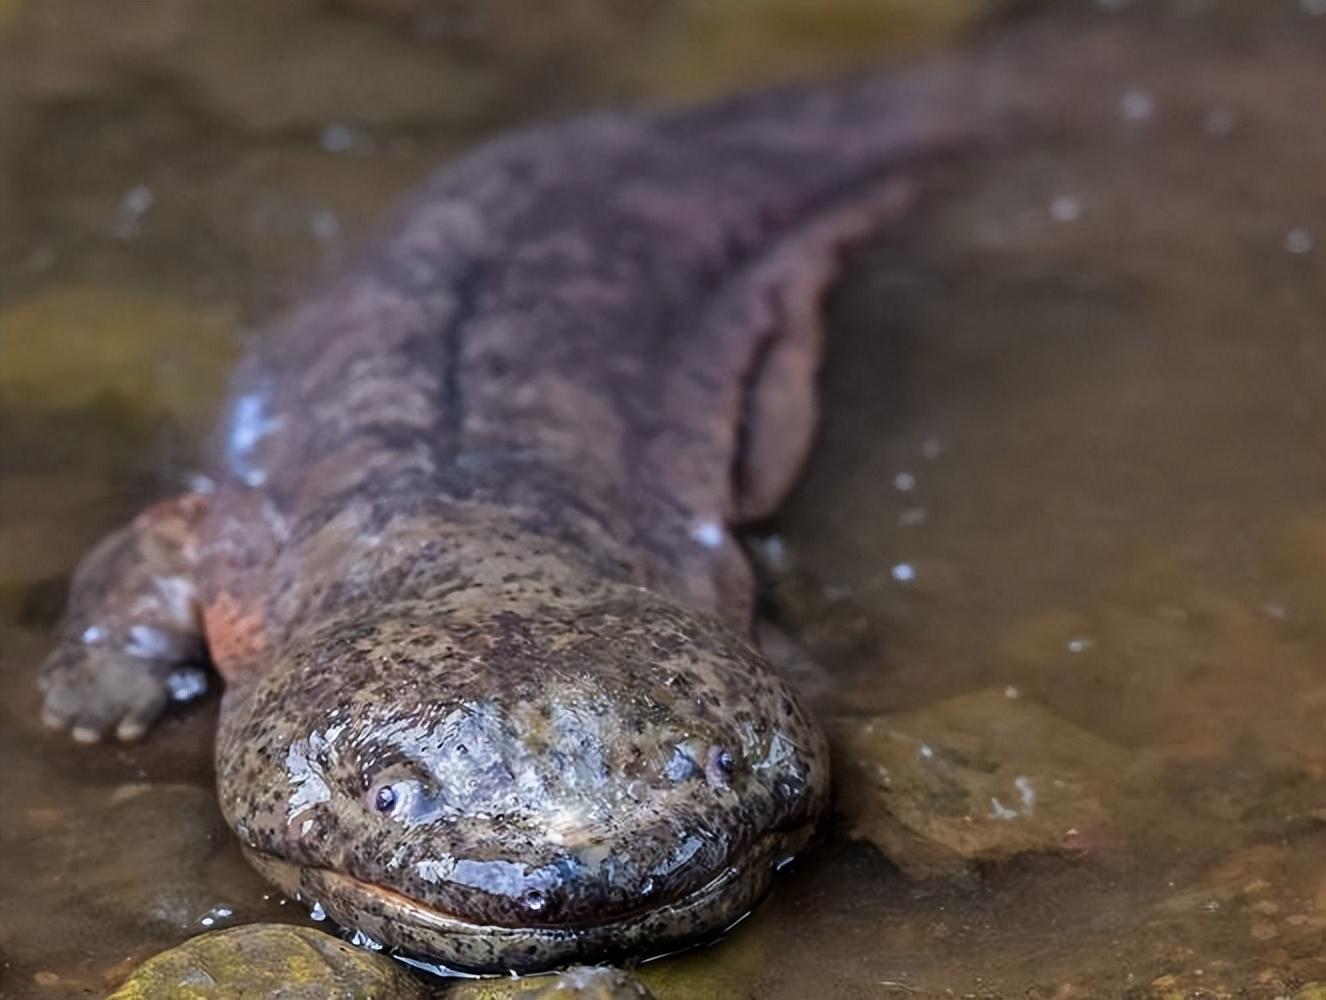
[240,825,811,974]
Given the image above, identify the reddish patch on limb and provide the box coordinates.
[204,592,268,678]
[130,493,212,562]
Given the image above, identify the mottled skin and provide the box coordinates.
[40,65,968,972]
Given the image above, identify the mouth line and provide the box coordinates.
[242,830,788,938]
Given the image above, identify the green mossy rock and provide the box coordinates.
[107,924,428,1000]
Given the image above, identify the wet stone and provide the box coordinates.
[834,688,1130,877]
[447,965,654,999]
[106,923,428,999]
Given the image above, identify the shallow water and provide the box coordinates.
[1,1,1324,997]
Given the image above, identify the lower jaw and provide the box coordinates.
[241,826,810,975]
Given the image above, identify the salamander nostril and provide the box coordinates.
[521,887,548,913]
[775,772,805,804]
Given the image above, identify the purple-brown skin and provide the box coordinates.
[39,65,970,972]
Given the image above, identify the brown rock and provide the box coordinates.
[835,688,1129,876]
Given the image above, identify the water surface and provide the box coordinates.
[1,1,1323,997]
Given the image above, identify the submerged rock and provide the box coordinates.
[835,688,1129,877]
[106,927,656,1000]
[106,924,428,999]
[0,473,117,620]
[3,782,233,971]
[448,965,654,999]
[637,921,770,1000]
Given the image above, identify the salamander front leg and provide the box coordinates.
[40,494,210,743]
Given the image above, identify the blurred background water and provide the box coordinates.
[1,1,1324,996]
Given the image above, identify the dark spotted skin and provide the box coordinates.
[40,63,971,972]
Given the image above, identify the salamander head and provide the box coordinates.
[216,583,827,973]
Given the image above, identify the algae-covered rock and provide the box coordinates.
[107,932,656,1000]
[447,965,654,999]
[835,688,1130,877]
[629,0,990,101]
[107,924,428,999]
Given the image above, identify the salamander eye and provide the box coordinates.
[707,746,737,786]
[366,777,430,821]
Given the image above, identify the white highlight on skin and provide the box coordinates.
[227,391,285,487]
[349,929,385,951]
[655,835,704,879]
[891,563,916,582]
[690,520,725,549]
[285,738,333,821]
[541,802,594,846]
[416,858,457,885]
[167,668,208,702]
[153,575,198,626]
[990,798,1018,821]
[126,625,175,660]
